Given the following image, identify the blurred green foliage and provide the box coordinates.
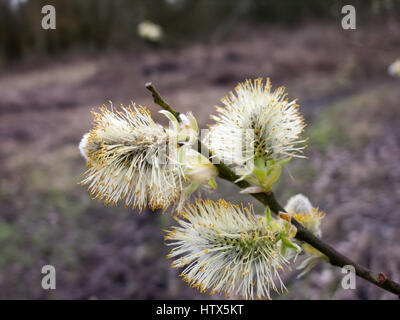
[0,0,399,65]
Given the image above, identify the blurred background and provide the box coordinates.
[0,0,400,299]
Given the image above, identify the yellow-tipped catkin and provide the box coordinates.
[165,199,292,300]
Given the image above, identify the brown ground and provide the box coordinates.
[0,21,399,299]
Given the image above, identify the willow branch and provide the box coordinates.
[146,82,180,119]
[146,83,400,298]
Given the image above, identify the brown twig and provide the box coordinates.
[146,82,180,119]
[146,82,400,298]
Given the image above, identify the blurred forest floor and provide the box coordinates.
[0,21,399,299]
